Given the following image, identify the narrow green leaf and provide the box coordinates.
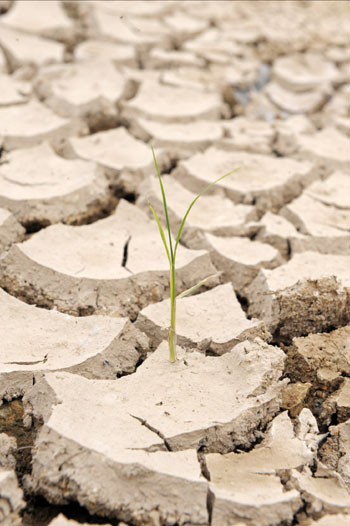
[173,168,240,259]
[148,203,171,266]
[151,145,174,263]
[177,274,219,298]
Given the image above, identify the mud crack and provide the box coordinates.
[129,414,172,451]
[4,355,48,366]
[122,235,132,269]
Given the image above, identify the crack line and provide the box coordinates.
[130,413,172,451]
[122,235,132,270]
[5,354,48,366]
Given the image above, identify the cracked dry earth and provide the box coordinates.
[1,1,350,526]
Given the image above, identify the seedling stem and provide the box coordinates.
[149,147,237,362]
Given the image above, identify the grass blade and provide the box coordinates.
[177,274,219,298]
[173,168,240,258]
[149,203,171,266]
[151,145,174,262]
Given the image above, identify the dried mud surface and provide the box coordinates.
[0,1,350,525]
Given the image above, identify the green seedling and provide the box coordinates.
[149,147,238,363]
